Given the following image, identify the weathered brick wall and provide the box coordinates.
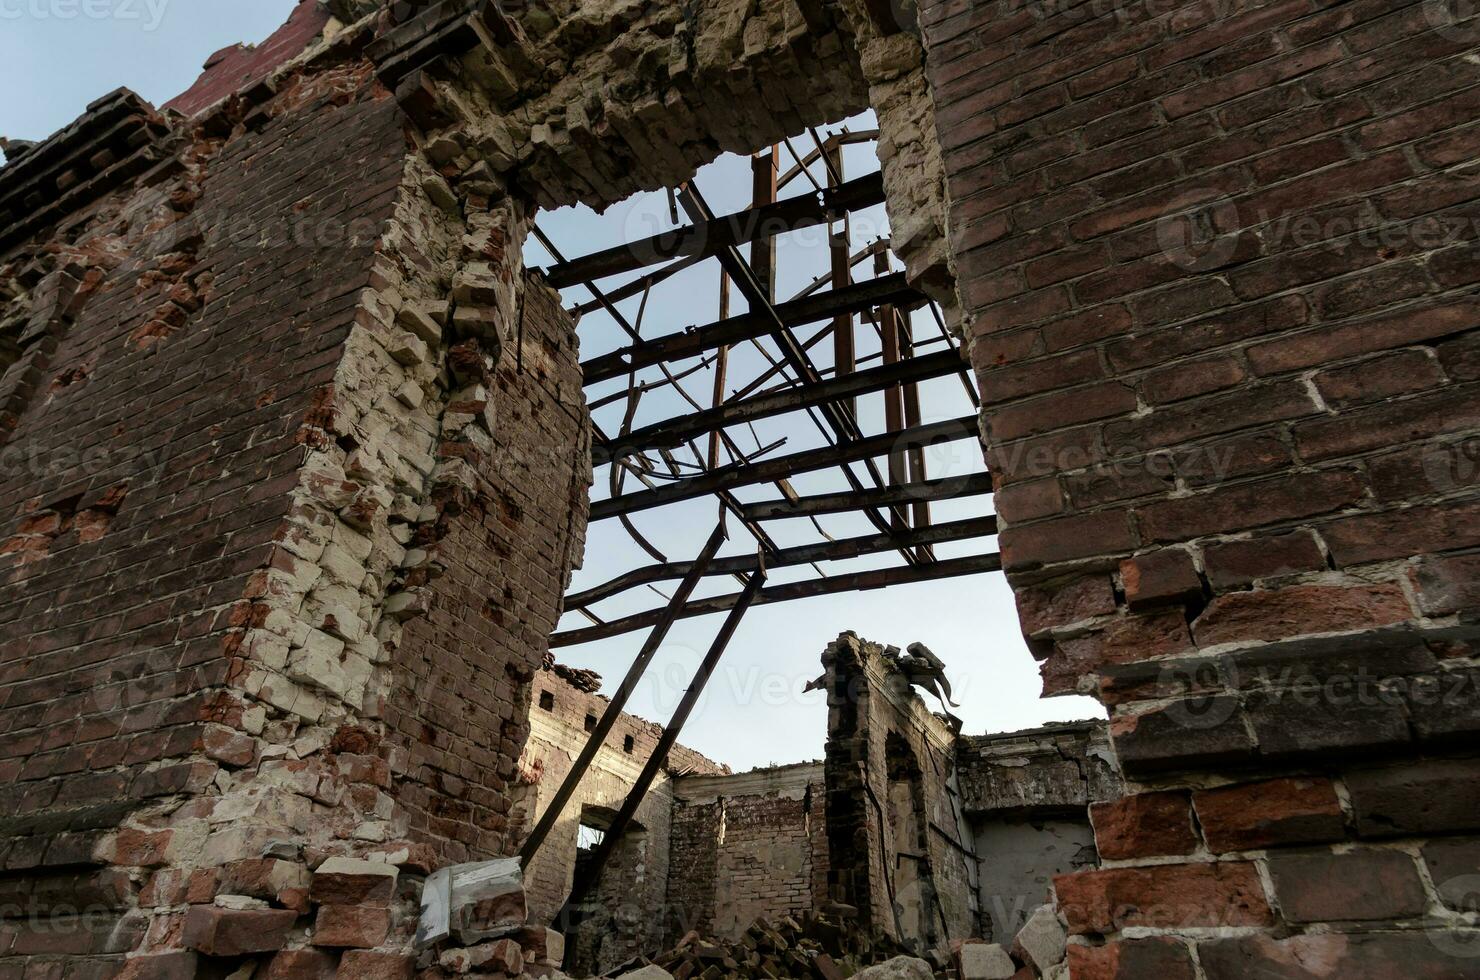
[667,763,829,943]
[385,272,591,863]
[823,634,978,949]
[0,60,408,974]
[511,662,726,973]
[919,0,1480,969]
[957,722,1120,941]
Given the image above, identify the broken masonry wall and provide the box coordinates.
[956,722,1120,942]
[666,762,830,945]
[0,53,411,977]
[919,0,1480,970]
[512,660,727,974]
[822,633,977,953]
[0,8,596,971]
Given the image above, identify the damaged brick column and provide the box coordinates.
[919,0,1480,972]
[822,633,977,951]
[0,9,590,975]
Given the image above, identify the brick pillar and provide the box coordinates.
[920,0,1480,970]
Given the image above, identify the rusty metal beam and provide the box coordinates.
[737,471,995,521]
[566,514,998,610]
[551,553,1002,648]
[544,173,885,288]
[595,349,963,465]
[518,522,728,865]
[582,273,920,385]
[555,567,767,922]
[589,414,979,521]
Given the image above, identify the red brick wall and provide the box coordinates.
[0,79,404,860]
[385,275,591,863]
[666,765,829,944]
[921,0,1480,968]
[0,71,407,972]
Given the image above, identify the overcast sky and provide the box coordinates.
[4,2,1102,773]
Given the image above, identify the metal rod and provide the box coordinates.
[566,515,998,610]
[594,349,964,465]
[554,566,767,922]
[544,173,885,288]
[517,522,729,865]
[737,471,995,521]
[552,553,1002,648]
[589,414,980,521]
[581,273,920,385]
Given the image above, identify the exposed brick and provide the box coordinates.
[1054,862,1272,935]
[1065,938,1196,980]
[1312,349,1446,410]
[1046,608,1196,693]
[1422,840,1480,911]
[999,511,1138,571]
[1111,700,1256,776]
[1198,932,1471,980]
[1191,583,1413,647]
[1120,549,1202,610]
[1201,530,1327,590]
[1347,760,1480,837]
[313,905,390,949]
[264,949,339,980]
[1321,499,1480,566]
[1089,792,1198,860]
[1138,470,1365,544]
[1193,778,1345,852]
[1269,848,1426,923]
[1014,575,1117,636]
[336,951,415,980]
[182,906,297,957]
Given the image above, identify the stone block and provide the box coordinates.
[1011,905,1066,973]
[959,942,1015,979]
[182,905,298,956]
[311,857,398,908]
[1268,848,1427,923]
[313,905,391,949]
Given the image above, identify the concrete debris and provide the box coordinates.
[1010,906,1067,974]
[603,911,932,980]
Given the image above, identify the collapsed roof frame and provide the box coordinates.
[541,129,995,649]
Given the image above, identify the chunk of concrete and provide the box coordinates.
[855,956,935,980]
[1013,904,1067,971]
[617,968,674,980]
[959,943,1016,980]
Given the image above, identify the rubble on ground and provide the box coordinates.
[598,909,934,980]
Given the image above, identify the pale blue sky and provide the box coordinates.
[4,2,1102,772]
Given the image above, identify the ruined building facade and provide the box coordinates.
[0,0,1478,976]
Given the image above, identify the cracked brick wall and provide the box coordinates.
[666,763,831,945]
[956,722,1120,942]
[822,633,978,951]
[511,662,727,975]
[0,58,411,975]
[919,0,1480,971]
